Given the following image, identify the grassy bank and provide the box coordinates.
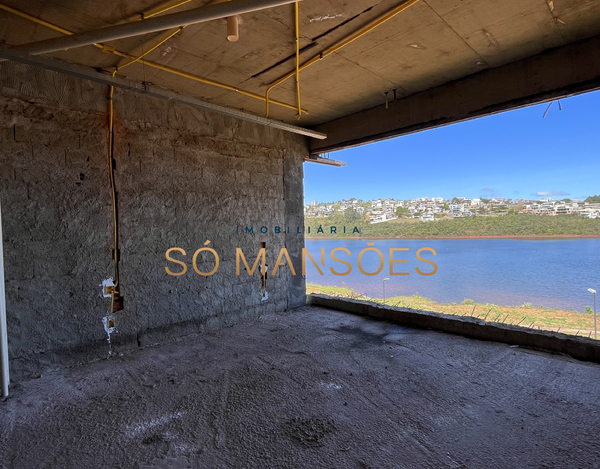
[306,213,600,238]
[307,284,597,339]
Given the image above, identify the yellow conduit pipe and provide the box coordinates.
[106,28,186,307]
[106,22,186,313]
[108,26,185,314]
[134,58,308,113]
[265,0,420,117]
[142,0,196,19]
[0,3,307,114]
[115,26,184,70]
[294,2,301,119]
[0,3,73,35]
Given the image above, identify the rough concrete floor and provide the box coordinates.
[2,306,600,469]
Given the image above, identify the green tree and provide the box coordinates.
[344,207,362,224]
[395,206,410,218]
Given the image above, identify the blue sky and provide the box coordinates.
[304,90,600,204]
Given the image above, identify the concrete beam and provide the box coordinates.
[308,294,600,364]
[309,35,600,155]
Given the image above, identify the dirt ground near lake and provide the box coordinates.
[2,306,600,468]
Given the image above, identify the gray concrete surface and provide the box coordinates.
[309,294,600,364]
[0,63,308,382]
[2,305,600,468]
[2,0,600,126]
[310,34,600,154]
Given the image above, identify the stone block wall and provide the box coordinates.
[0,62,308,380]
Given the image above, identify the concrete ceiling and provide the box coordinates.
[0,0,599,127]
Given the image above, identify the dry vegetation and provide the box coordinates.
[307,284,597,339]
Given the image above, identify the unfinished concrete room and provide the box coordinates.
[0,0,600,467]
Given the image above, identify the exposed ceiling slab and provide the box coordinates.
[0,0,599,144]
[309,34,600,154]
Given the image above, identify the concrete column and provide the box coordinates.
[284,150,306,308]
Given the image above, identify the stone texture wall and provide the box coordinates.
[0,62,308,380]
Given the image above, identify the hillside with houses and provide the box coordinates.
[305,196,600,224]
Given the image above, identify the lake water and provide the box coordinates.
[305,238,600,312]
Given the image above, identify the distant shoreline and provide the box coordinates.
[305,234,600,240]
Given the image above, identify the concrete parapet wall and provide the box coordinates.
[308,294,600,364]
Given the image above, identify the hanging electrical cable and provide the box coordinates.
[105,24,187,313]
[107,71,122,313]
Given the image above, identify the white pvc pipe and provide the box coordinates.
[0,197,9,397]
[14,0,299,55]
[0,45,327,140]
[227,16,240,42]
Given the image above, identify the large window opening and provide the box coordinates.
[304,90,600,340]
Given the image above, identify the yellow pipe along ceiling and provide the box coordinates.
[0,2,307,115]
[265,0,421,118]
